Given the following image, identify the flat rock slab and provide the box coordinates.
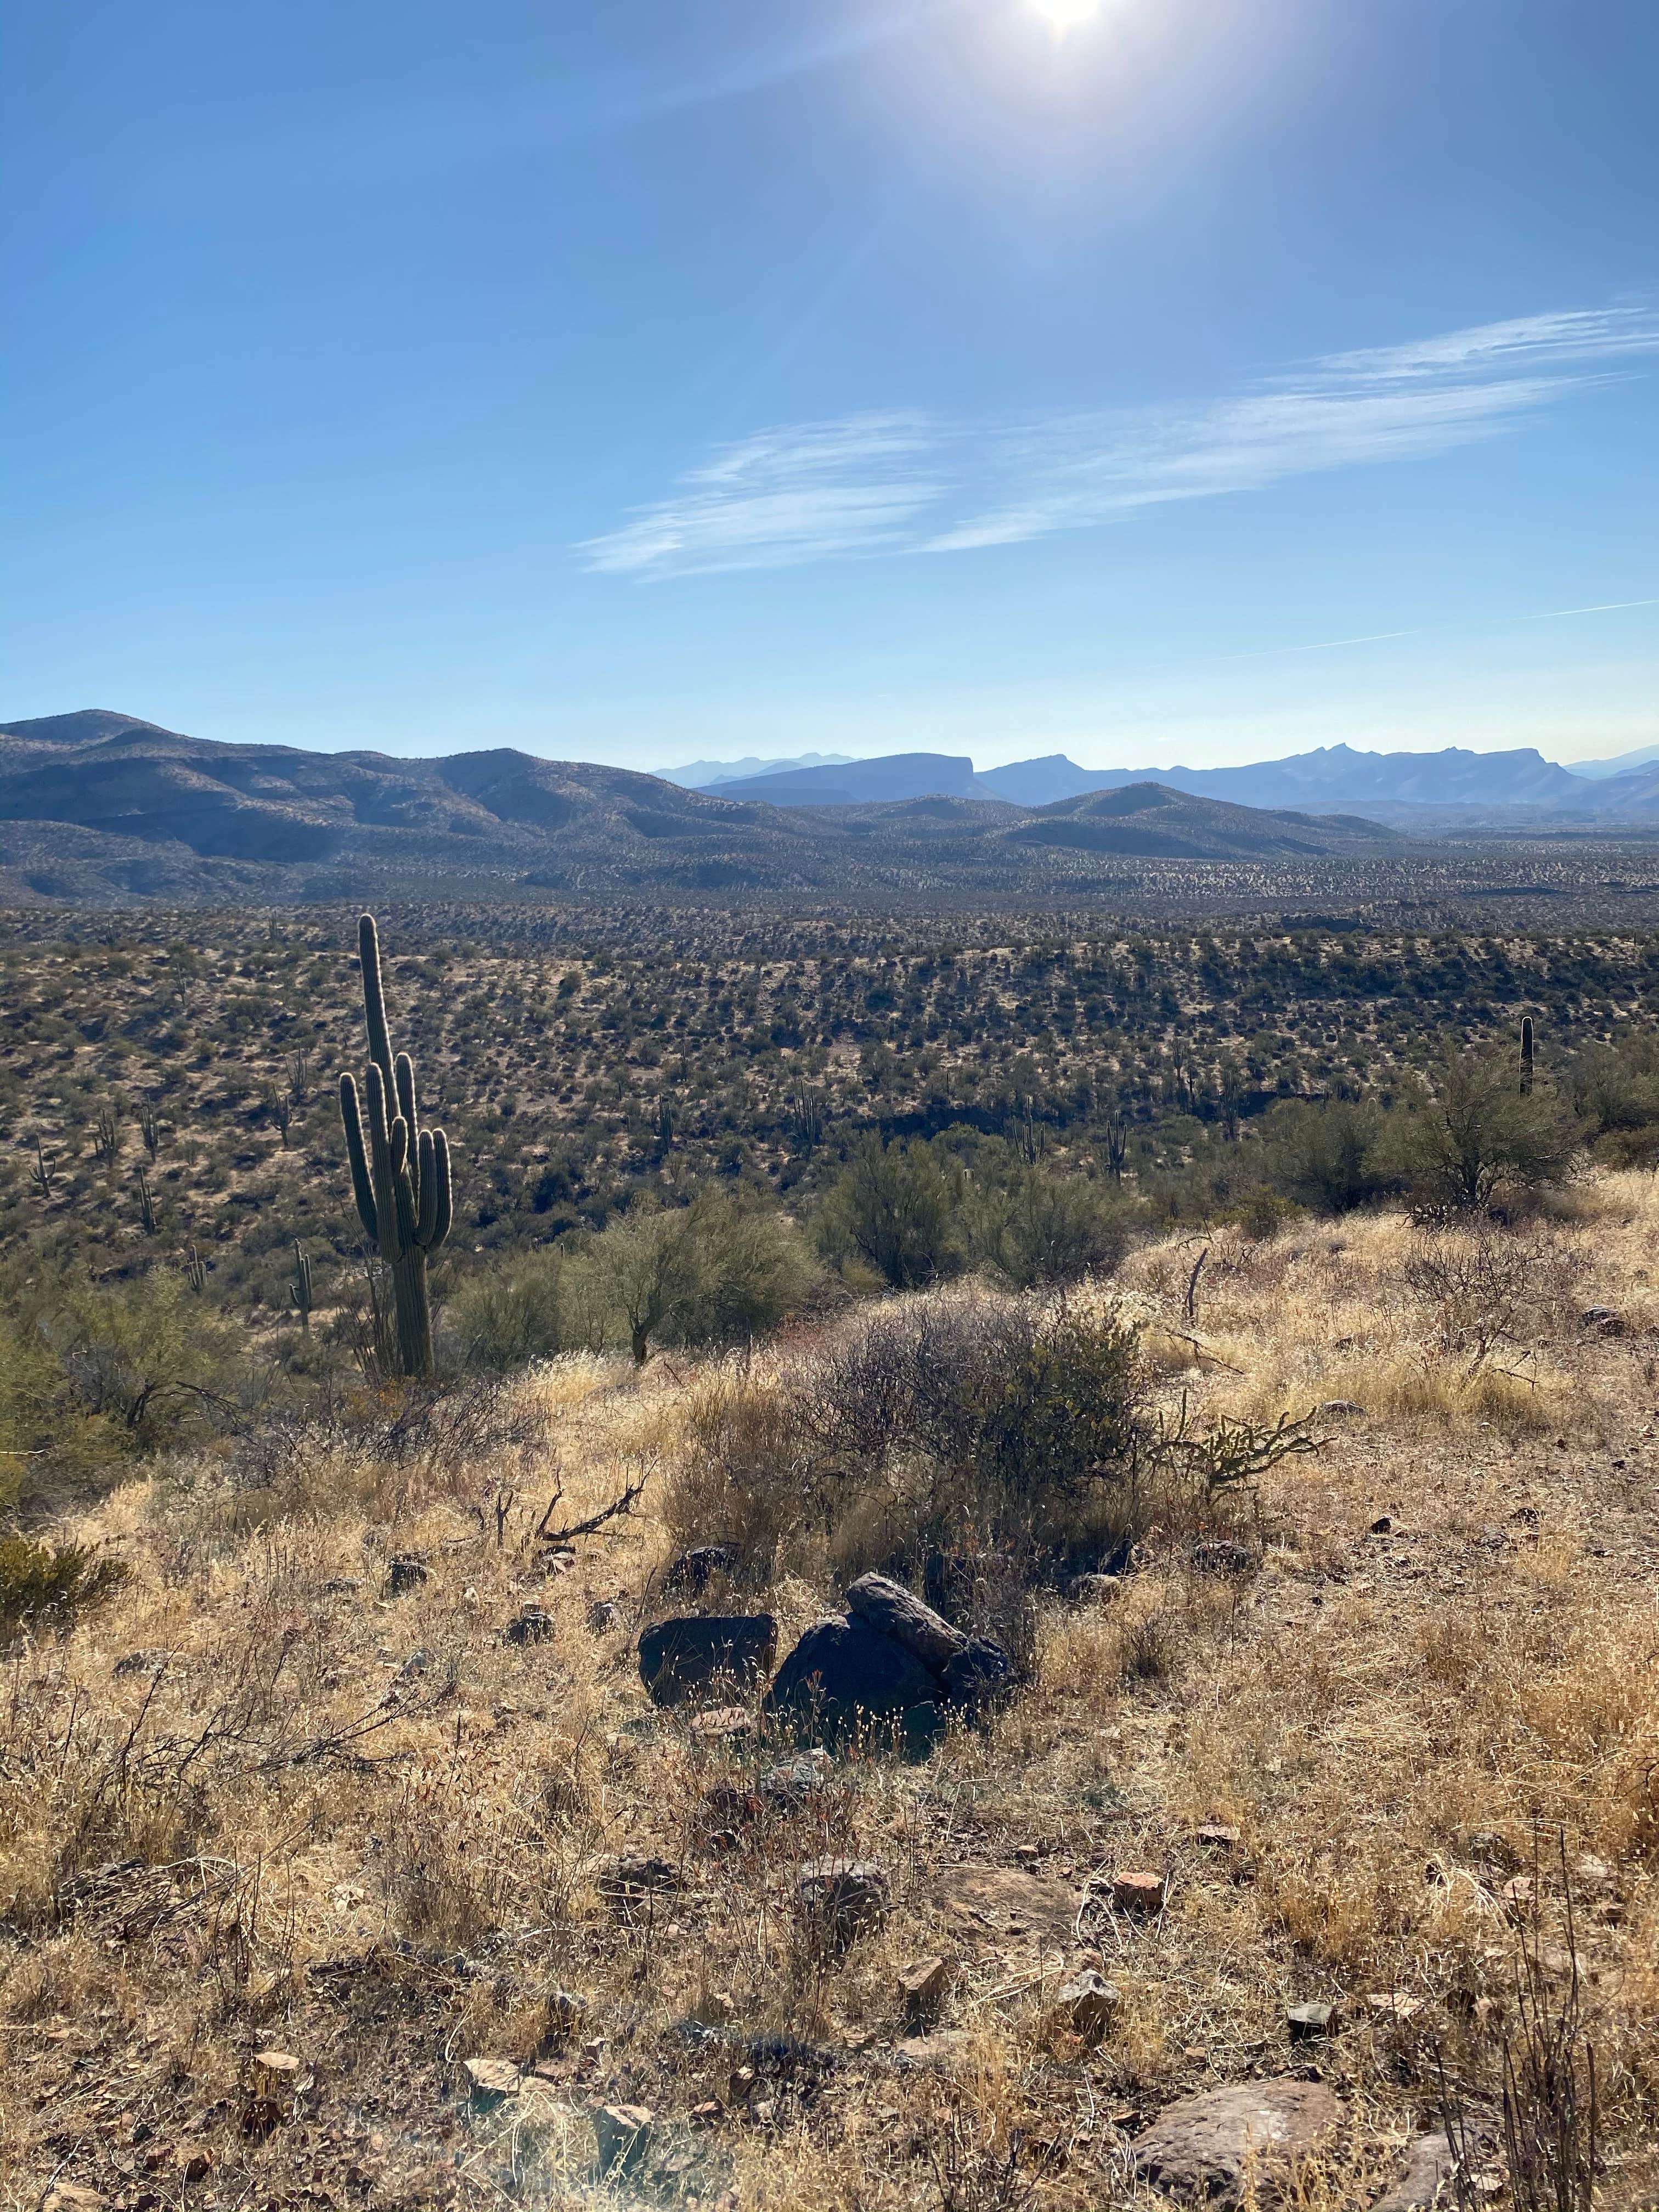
[934,1864,1080,1948]
[637,1615,776,1705]
[1132,2082,1344,2207]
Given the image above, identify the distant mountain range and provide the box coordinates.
[0,709,1397,907]
[668,751,855,786]
[666,740,1659,820]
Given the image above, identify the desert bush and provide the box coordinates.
[1405,1221,1544,1373]
[0,1535,127,1647]
[1379,1049,1579,1214]
[815,1135,962,1289]
[962,1155,1132,1288]
[586,1188,816,1363]
[661,1361,814,1571]
[1264,1098,1396,1214]
[452,1248,571,1370]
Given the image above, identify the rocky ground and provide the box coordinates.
[2,1183,1656,2211]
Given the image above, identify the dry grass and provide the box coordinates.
[2,1190,1657,2209]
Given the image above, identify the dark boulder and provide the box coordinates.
[637,1615,776,1706]
[763,1613,940,1740]
[941,1634,1013,1712]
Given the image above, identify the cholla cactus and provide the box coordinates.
[338,916,452,1379]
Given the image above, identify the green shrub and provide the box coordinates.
[963,1156,1133,1288]
[1263,1099,1393,1214]
[1378,1049,1580,1212]
[814,1135,962,1290]
[450,1249,571,1371]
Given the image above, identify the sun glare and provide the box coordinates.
[1029,0,1104,29]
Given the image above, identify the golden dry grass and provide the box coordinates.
[2,1188,1657,2209]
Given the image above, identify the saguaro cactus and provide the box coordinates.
[1520,1015,1534,1096]
[289,1240,313,1331]
[338,915,452,1378]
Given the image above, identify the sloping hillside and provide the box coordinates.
[0,712,1399,908]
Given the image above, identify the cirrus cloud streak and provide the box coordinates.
[579,306,1658,579]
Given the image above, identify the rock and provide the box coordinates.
[464,2057,521,2107]
[845,1572,968,1670]
[1317,1400,1368,1419]
[591,2103,655,2176]
[662,1544,739,1596]
[43,2189,105,2212]
[760,1752,830,1810]
[1131,2081,1344,2207]
[898,1955,953,2021]
[1579,1306,1626,1336]
[895,2027,977,2070]
[690,1705,754,1742]
[796,1858,889,1944]
[597,1854,680,1916]
[1286,2000,1336,2040]
[321,1576,361,1596]
[251,2050,303,2086]
[1500,1875,1535,1911]
[1069,1572,1124,1605]
[388,1556,428,1596]
[1365,1991,1425,2022]
[1190,1538,1257,1576]
[1369,1516,1393,1535]
[941,1635,1014,1712]
[113,1649,171,1677]
[1110,1868,1167,1914]
[763,1613,940,1740]
[935,1864,1079,1948]
[587,1598,623,1634]
[506,1605,554,1645]
[1373,2130,1457,2212]
[637,1615,776,1705]
[1052,1969,1120,2045]
[1195,1823,1242,1853]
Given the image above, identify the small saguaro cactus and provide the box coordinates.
[1520,1015,1534,1096]
[185,1244,208,1294]
[338,915,453,1379]
[135,1164,156,1235]
[289,1240,313,1331]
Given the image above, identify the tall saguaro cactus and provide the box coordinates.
[1520,1015,1534,1096]
[338,915,453,1378]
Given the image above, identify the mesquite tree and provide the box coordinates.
[338,915,453,1378]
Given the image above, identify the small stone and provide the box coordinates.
[1501,1875,1536,1910]
[1317,1400,1368,1419]
[506,1605,554,1645]
[898,1954,952,2020]
[1069,1572,1123,1605]
[1190,1538,1256,1576]
[662,1544,739,1595]
[895,2028,977,2070]
[1052,1968,1120,2045]
[1573,1852,1613,1889]
[597,1854,680,1916]
[690,2099,724,2125]
[591,2103,654,2176]
[251,2049,302,2080]
[1368,1515,1393,1535]
[174,2148,212,2187]
[1110,1868,1167,1914]
[1365,1991,1424,2021]
[759,1752,829,1810]
[1286,2000,1336,2040]
[43,2188,105,2211]
[321,1576,360,1595]
[729,2064,757,2100]
[690,1705,754,1742]
[1580,1306,1626,1335]
[464,2057,521,2106]
[388,1556,428,1596]
[1195,1823,1241,1853]
[797,1857,889,1944]
[113,1649,170,1677]
[587,1599,623,1634]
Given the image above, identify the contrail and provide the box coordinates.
[1210,594,1658,666]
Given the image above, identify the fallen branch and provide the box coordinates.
[533,1471,649,1549]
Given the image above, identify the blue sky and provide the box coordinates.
[3,0,1656,770]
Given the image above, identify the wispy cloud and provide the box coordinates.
[579,306,1659,579]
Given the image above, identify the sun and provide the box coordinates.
[1029,0,1104,27]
